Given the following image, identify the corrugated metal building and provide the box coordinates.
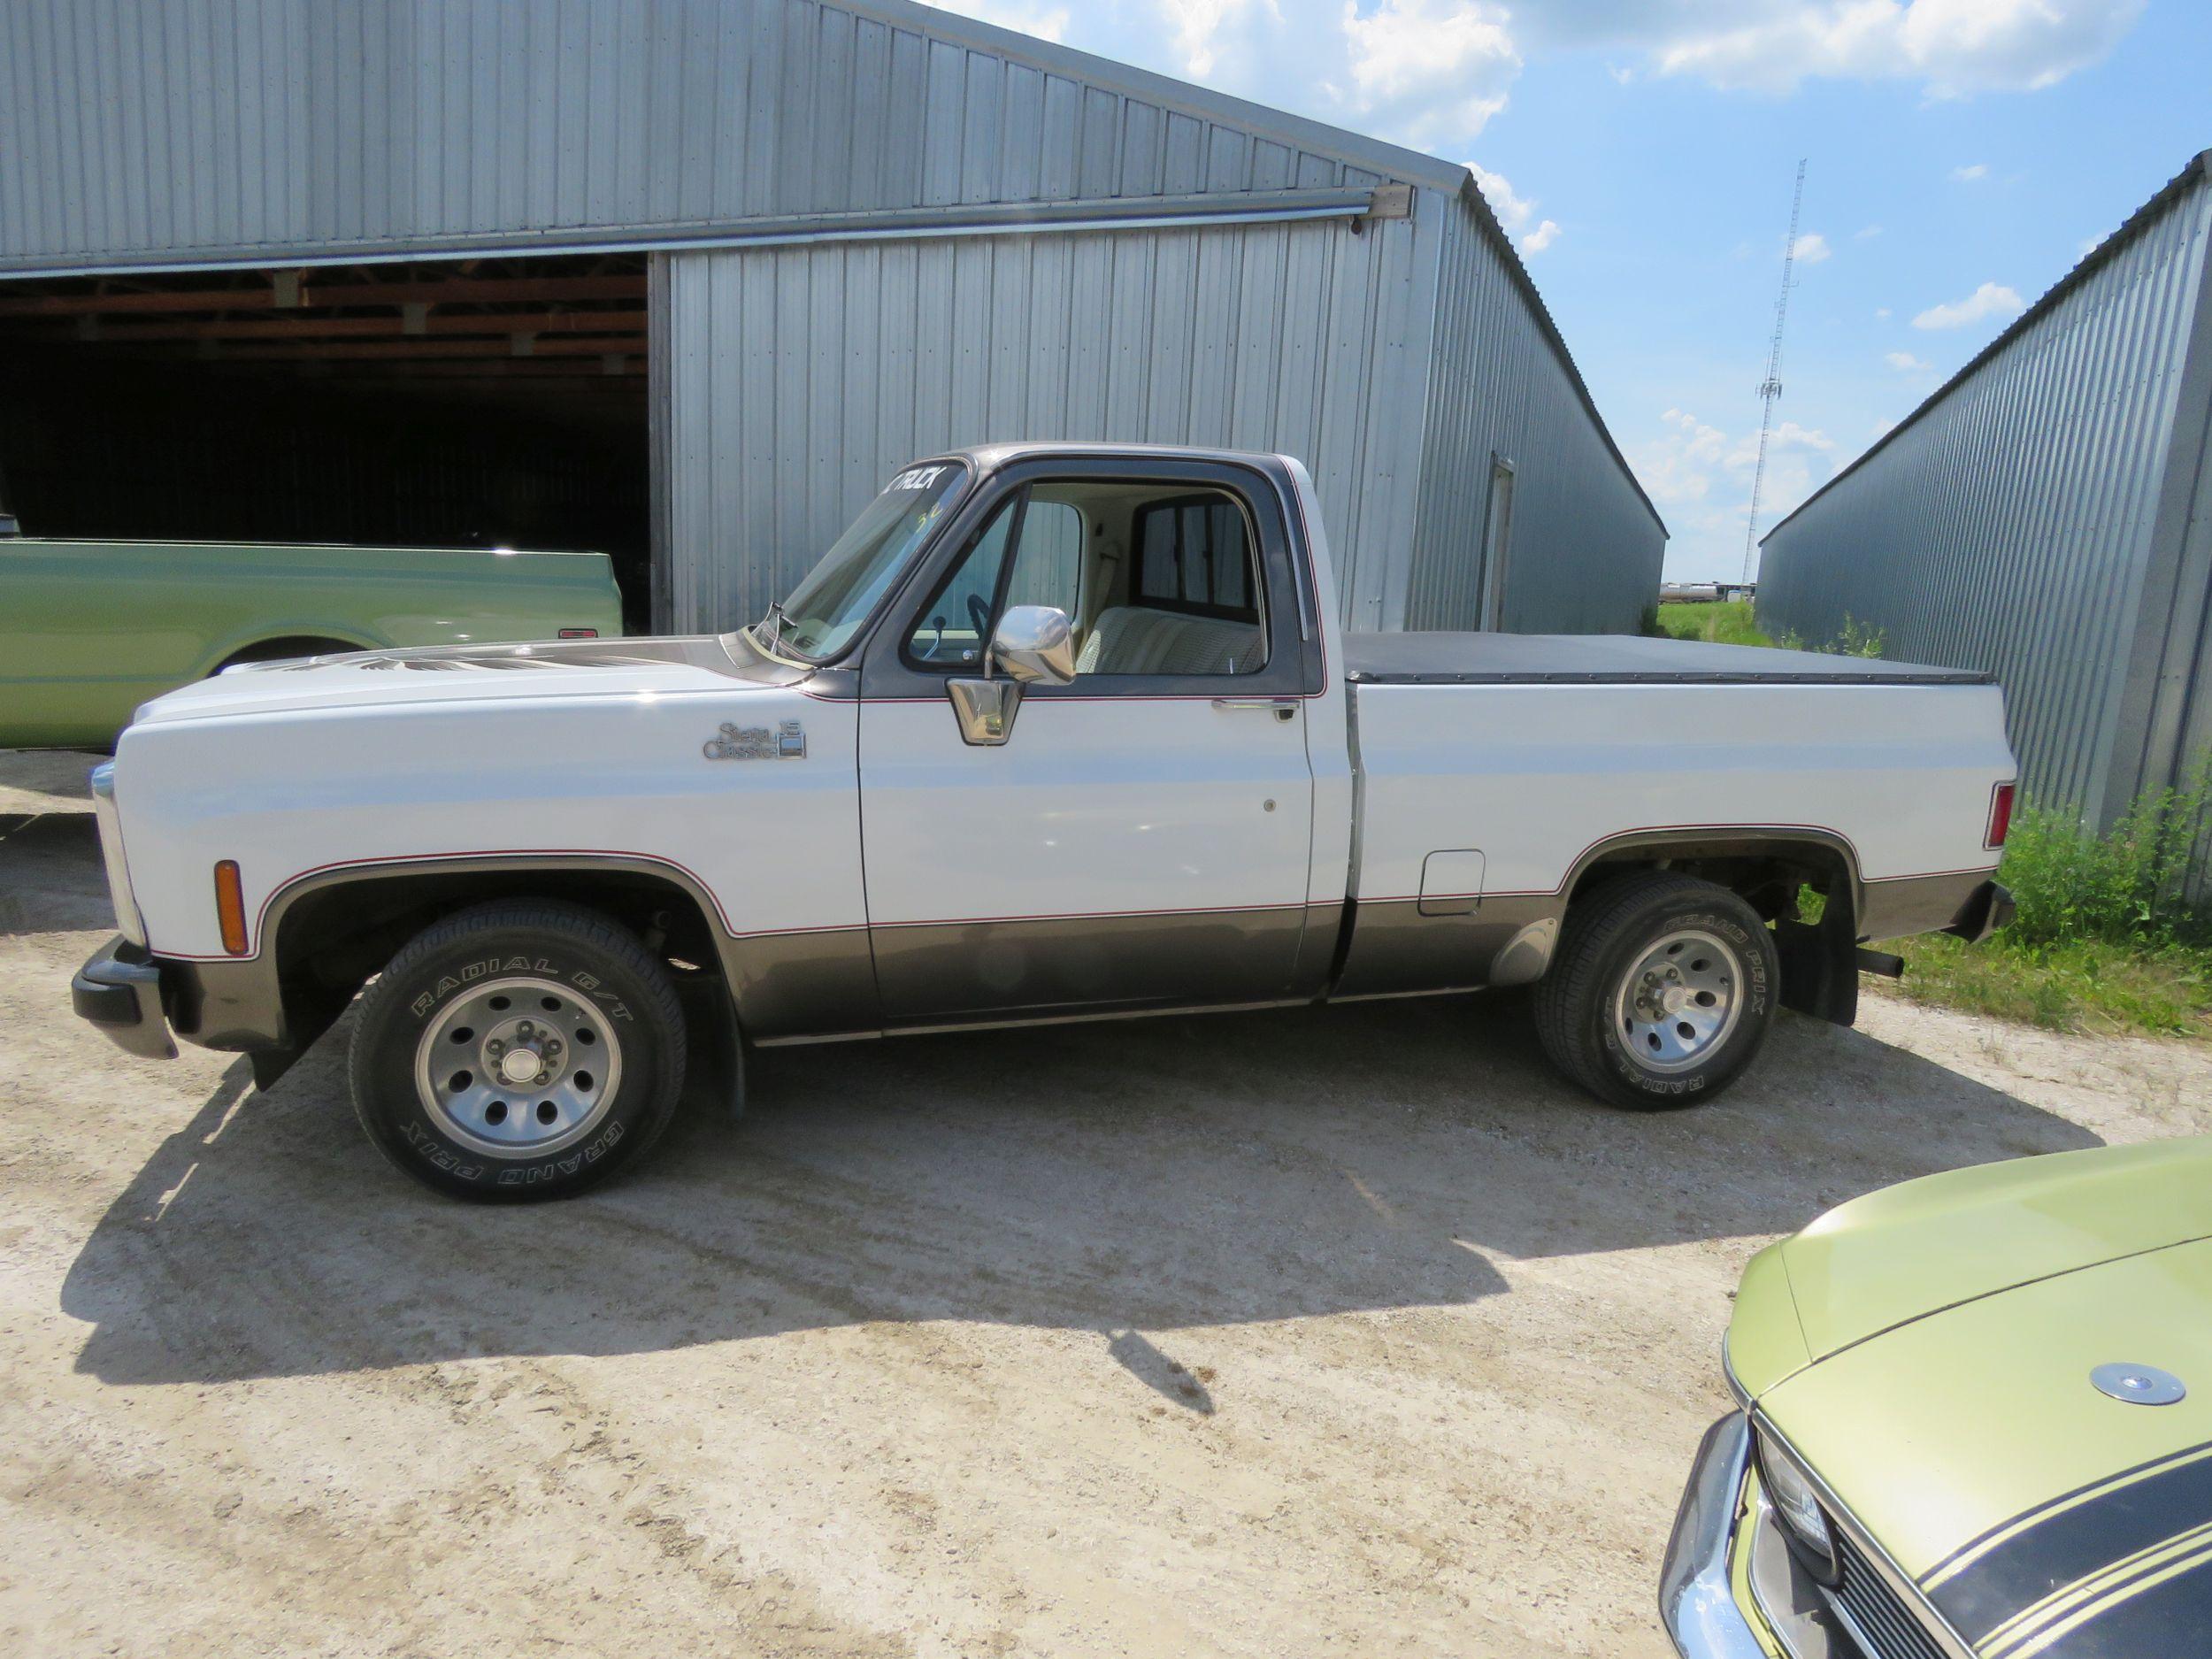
[0,0,1663,635]
[1758,151,2212,830]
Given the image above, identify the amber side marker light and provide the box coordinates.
[1986,781,2016,850]
[214,860,249,956]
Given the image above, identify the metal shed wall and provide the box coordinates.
[0,0,1661,645]
[1405,186,1666,634]
[657,199,1437,634]
[0,0,1454,269]
[1757,161,2212,823]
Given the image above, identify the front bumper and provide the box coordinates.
[72,934,178,1060]
[1659,1412,1770,1659]
[1942,879,2015,945]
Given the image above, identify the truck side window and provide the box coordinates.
[905,494,1082,668]
[1004,501,1083,617]
[1081,491,1266,676]
[902,479,1265,679]
[1135,497,1253,616]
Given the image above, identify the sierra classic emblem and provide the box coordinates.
[703,719,806,761]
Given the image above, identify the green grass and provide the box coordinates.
[1875,933,2212,1038]
[1872,767,2212,1040]
[1646,601,1887,657]
[1648,600,1774,647]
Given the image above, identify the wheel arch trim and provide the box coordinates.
[1556,825,1867,929]
[161,851,751,1056]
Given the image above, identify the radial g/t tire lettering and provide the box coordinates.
[348,899,687,1201]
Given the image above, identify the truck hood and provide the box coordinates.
[129,635,795,726]
[1761,1235,2212,1650]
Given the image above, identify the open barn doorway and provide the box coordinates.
[0,254,651,632]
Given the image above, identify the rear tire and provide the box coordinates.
[348,899,687,1201]
[1533,873,1778,1110]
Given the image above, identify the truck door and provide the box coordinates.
[856,458,1317,1024]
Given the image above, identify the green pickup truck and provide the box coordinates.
[0,536,625,749]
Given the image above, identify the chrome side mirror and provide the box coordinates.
[988,605,1077,687]
[946,605,1076,745]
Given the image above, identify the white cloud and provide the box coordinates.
[1596,0,2145,99]
[923,0,1071,42]
[1792,231,1832,264]
[1108,3,2136,186]
[1725,419,1836,470]
[1951,161,1990,181]
[1340,1,1521,145]
[1469,163,1563,256]
[1913,280,2027,329]
[1155,0,1276,76]
[1872,417,1898,439]
[1634,408,1731,503]
[1875,306,1893,319]
[1885,349,1931,371]
[1634,405,1839,579]
[1855,224,1885,240]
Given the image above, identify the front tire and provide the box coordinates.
[1533,873,1778,1110]
[349,900,687,1201]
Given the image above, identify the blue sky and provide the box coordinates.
[926,0,2208,580]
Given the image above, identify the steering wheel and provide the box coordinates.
[966,594,993,662]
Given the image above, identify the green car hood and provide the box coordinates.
[1763,1237,2212,1655]
[1731,1139,2212,1656]
[1740,1138,2212,1382]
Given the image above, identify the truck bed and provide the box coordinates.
[1342,632,1990,687]
[1334,631,2016,995]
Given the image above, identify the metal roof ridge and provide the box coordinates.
[1763,148,2212,546]
[841,0,1470,191]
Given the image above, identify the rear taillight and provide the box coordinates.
[1985,782,2016,850]
[557,627,599,639]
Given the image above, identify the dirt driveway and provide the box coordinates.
[4,751,2208,1658]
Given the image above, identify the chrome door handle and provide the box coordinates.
[1212,696,1299,721]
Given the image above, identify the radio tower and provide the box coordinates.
[1741,159,1807,588]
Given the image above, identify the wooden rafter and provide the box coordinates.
[24,309,647,342]
[0,273,646,319]
[173,336,647,361]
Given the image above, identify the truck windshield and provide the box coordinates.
[750,462,968,662]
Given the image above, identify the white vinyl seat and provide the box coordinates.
[1075,605,1265,676]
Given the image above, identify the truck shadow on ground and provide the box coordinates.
[63,989,2102,1389]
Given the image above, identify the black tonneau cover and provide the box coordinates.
[1341,632,1992,687]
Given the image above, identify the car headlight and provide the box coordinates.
[1756,1428,1839,1584]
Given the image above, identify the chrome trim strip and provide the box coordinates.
[1660,1412,1770,1659]
[88,762,148,947]
[1721,1333,1754,1413]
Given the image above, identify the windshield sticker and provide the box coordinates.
[887,465,952,491]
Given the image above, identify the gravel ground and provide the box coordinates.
[4,749,2208,1658]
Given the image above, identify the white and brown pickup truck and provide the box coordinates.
[73,444,2016,1202]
